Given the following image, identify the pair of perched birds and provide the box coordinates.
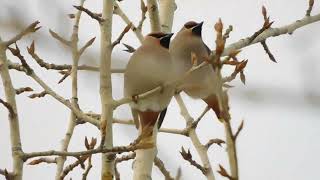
[124,21,220,136]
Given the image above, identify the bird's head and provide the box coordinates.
[145,32,174,49]
[181,21,204,37]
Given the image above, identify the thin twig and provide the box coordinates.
[27,42,123,73]
[0,98,16,117]
[15,87,33,95]
[9,44,100,126]
[223,25,233,41]
[113,3,144,42]
[180,147,208,175]
[212,13,320,58]
[261,40,277,63]
[27,157,57,165]
[112,23,132,48]
[60,155,89,179]
[204,139,225,150]
[49,29,71,46]
[174,94,215,180]
[73,5,104,23]
[82,156,93,180]
[23,141,142,160]
[306,0,314,16]
[137,0,148,30]
[154,156,174,180]
[79,37,96,56]
[0,168,13,180]
[5,21,41,47]
[217,164,234,180]
[28,91,48,99]
[233,120,244,140]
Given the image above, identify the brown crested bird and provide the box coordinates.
[170,21,222,118]
[124,32,175,137]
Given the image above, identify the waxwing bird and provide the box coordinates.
[170,21,222,118]
[124,32,174,137]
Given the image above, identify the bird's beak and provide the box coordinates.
[192,21,204,37]
[164,33,174,39]
[160,33,174,49]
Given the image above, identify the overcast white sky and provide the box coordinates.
[0,0,320,179]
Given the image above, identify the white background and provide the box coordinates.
[0,0,320,179]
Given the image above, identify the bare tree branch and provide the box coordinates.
[261,40,277,63]
[180,147,208,176]
[5,21,41,47]
[114,3,144,42]
[49,29,71,46]
[73,5,104,23]
[0,39,24,180]
[28,158,57,165]
[112,23,132,48]
[175,95,215,180]
[23,141,142,160]
[0,98,16,117]
[154,156,174,180]
[15,87,33,95]
[215,12,320,57]
[233,120,244,140]
[306,0,314,16]
[147,0,161,32]
[204,139,225,150]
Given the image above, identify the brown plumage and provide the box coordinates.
[124,32,175,135]
[170,21,222,118]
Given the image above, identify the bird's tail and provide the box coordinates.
[203,94,222,119]
[138,110,160,138]
[157,108,167,129]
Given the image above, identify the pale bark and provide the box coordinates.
[159,0,176,33]
[146,0,161,32]
[133,126,158,180]
[55,1,84,178]
[114,3,144,42]
[131,1,175,179]
[0,39,24,180]
[214,67,239,179]
[175,94,215,180]
[217,13,320,57]
[100,0,115,179]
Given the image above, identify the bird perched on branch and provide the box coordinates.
[170,21,222,118]
[124,32,175,139]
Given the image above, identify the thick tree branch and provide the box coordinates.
[147,0,161,32]
[0,39,24,180]
[159,0,176,33]
[55,0,85,177]
[99,0,116,179]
